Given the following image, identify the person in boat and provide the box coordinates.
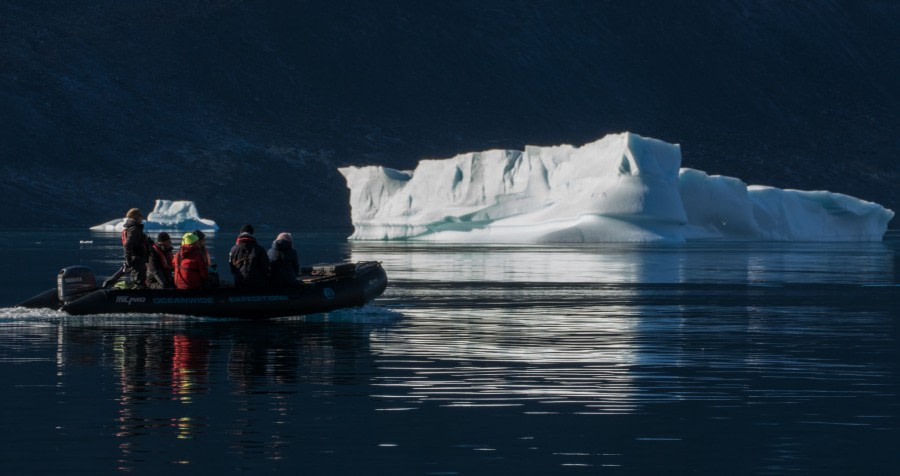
[192,229,219,288]
[192,229,211,267]
[122,208,150,288]
[228,224,269,288]
[172,232,209,290]
[147,232,175,289]
[268,232,300,287]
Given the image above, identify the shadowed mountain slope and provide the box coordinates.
[2,1,897,230]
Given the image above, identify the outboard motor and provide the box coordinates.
[58,266,98,304]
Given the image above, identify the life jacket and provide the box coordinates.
[172,244,208,290]
[151,244,172,271]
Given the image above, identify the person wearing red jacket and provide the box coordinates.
[172,232,209,290]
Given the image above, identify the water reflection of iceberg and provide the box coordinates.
[351,241,659,414]
[350,240,894,284]
[350,241,685,283]
[350,240,896,416]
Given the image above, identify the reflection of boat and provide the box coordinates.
[17,262,388,320]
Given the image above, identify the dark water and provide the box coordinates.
[1,230,898,475]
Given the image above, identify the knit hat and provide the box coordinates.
[125,208,142,220]
[182,232,200,245]
[157,232,171,243]
[192,230,206,240]
[276,232,293,244]
[240,224,254,235]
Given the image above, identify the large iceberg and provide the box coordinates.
[90,200,219,233]
[339,133,893,242]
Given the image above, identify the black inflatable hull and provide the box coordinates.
[19,261,387,320]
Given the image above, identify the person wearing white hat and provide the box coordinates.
[267,232,300,287]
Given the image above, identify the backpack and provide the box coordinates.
[230,244,255,278]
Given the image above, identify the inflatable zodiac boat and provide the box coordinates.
[17,262,388,320]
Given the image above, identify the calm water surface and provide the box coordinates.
[1,230,898,475]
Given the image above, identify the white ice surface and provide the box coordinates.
[339,133,893,242]
[678,169,893,241]
[90,200,219,232]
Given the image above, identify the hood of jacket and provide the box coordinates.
[235,232,257,245]
[177,243,203,258]
[272,239,293,252]
[124,218,142,230]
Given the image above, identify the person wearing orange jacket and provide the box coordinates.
[172,232,209,290]
[147,232,175,289]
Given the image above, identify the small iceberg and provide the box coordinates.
[90,200,219,233]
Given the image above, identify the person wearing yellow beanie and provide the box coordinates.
[182,232,200,246]
[172,233,208,289]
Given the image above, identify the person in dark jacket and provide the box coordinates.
[122,208,150,288]
[172,233,209,290]
[147,232,175,289]
[228,225,269,288]
[267,232,300,287]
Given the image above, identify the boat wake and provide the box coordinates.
[0,303,403,325]
[299,304,404,324]
[0,307,68,322]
